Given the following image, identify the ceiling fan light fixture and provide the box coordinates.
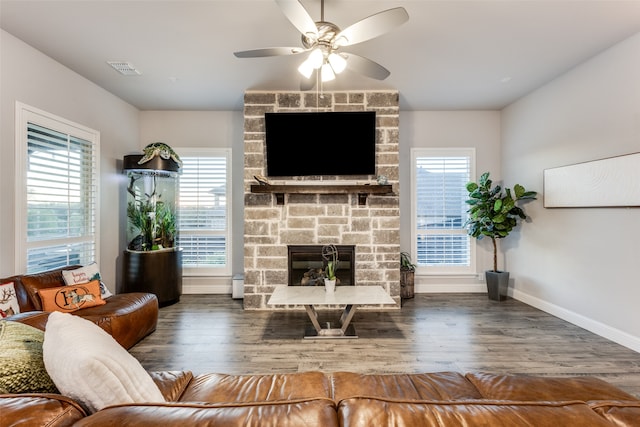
[298,59,315,79]
[321,63,335,82]
[308,48,324,69]
[332,35,348,48]
[328,52,347,74]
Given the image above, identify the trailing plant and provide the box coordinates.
[464,172,537,272]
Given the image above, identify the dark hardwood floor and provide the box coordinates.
[130,293,640,397]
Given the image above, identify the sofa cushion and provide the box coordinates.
[338,397,614,427]
[466,372,639,402]
[39,280,107,313]
[73,399,339,427]
[43,311,165,413]
[180,372,333,403]
[0,320,58,393]
[0,394,87,427]
[20,267,78,311]
[0,282,20,318]
[332,371,483,402]
[62,262,113,299]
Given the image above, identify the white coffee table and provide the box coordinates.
[267,286,396,339]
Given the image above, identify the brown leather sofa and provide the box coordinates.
[2,370,639,426]
[1,265,158,349]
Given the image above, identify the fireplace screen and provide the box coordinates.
[288,245,355,286]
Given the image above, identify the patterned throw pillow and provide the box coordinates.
[38,280,106,313]
[62,263,113,299]
[0,282,20,318]
[0,320,58,393]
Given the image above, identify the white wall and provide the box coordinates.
[139,111,245,293]
[399,110,502,291]
[502,32,640,351]
[0,30,139,290]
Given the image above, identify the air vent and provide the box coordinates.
[107,61,142,76]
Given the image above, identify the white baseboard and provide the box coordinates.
[512,289,640,353]
[182,276,232,295]
[416,283,486,293]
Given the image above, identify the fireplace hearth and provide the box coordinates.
[288,245,355,286]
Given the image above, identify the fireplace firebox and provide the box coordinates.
[288,245,355,286]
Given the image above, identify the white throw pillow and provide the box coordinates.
[62,263,113,299]
[43,311,165,413]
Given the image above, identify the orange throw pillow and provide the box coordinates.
[39,280,106,313]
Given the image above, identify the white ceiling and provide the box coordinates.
[2,0,639,111]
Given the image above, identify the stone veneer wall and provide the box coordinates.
[243,90,400,310]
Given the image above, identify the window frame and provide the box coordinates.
[410,147,476,276]
[177,147,232,277]
[14,102,100,273]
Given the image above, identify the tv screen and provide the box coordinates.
[264,111,376,177]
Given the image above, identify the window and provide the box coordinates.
[411,148,475,274]
[15,103,99,273]
[177,148,231,275]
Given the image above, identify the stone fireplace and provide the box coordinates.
[243,90,400,310]
[288,245,355,287]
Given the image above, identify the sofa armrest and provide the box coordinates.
[149,371,194,402]
[74,293,158,349]
[5,311,50,331]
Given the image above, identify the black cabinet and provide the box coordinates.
[123,249,182,307]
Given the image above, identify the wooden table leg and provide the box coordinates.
[304,304,323,334]
[339,304,358,335]
[303,304,359,338]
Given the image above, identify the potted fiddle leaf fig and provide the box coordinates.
[464,172,537,301]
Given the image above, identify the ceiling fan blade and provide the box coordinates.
[275,0,318,38]
[234,47,306,58]
[334,7,409,47]
[344,53,391,80]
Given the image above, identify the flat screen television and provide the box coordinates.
[264,111,376,177]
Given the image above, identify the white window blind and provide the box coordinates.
[177,151,230,274]
[17,104,99,273]
[413,149,474,273]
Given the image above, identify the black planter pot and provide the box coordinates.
[485,270,509,301]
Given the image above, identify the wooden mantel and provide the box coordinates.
[250,183,393,205]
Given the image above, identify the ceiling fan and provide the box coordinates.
[233,0,409,87]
